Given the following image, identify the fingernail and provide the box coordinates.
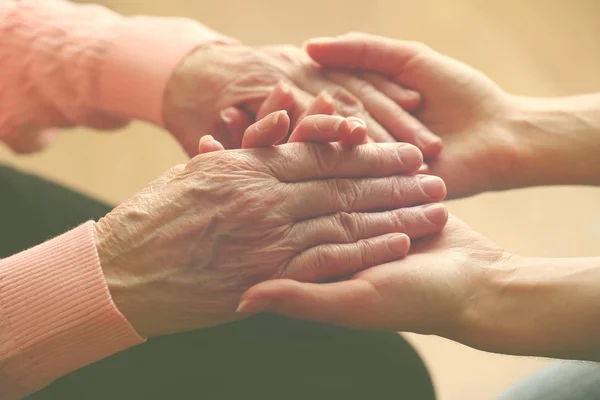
[315,115,344,132]
[273,110,287,124]
[397,145,422,168]
[387,234,410,253]
[418,175,445,198]
[220,109,233,124]
[258,110,287,130]
[235,299,270,314]
[347,117,366,133]
[422,203,448,224]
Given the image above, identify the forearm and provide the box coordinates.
[465,254,600,361]
[0,223,143,399]
[508,94,600,188]
[0,0,235,152]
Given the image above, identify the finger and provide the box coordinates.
[325,71,442,157]
[283,233,410,282]
[296,79,395,143]
[242,111,290,148]
[218,107,253,149]
[297,91,336,121]
[288,115,351,143]
[248,82,313,130]
[198,135,226,154]
[305,33,424,77]
[361,112,396,143]
[342,117,368,146]
[3,127,59,153]
[360,72,421,112]
[237,279,381,329]
[292,203,448,249]
[267,142,423,182]
[288,174,446,219]
[256,81,296,121]
[416,163,429,174]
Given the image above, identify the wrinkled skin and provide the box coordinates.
[163,43,440,156]
[95,117,447,338]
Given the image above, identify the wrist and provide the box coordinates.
[95,15,238,127]
[93,218,147,337]
[503,94,600,188]
[459,254,600,360]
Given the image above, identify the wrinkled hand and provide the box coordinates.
[238,215,508,345]
[305,33,522,198]
[94,113,448,337]
[163,43,440,156]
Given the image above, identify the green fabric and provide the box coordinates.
[1,166,435,400]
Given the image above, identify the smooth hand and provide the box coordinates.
[94,113,447,338]
[238,215,506,336]
[305,33,525,198]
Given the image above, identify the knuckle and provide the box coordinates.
[357,239,376,267]
[389,176,412,200]
[312,144,342,175]
[316,245,342,268]
[330,179,360,211]
[335,212,361,242]
[390,210,407,232]
[365,145,398,172]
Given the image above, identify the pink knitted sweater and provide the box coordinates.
[0,1,234,397]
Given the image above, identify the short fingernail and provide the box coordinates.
[235,299,270,314]
[397,145,422,168]
[315,115,344,132]
[422,203,448,224]
[418,175,446,198]
[220,109,234,124]
[347,117,366,133]
[387,234,410,253]
[258,110,287,130]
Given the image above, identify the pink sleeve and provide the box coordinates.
[0,222,144,399]
[0,0,238,152]
[0,1,240,397]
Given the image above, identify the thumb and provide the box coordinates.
[304,33,422,77]
[236,279,379,329]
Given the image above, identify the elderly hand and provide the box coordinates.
[94,113,447,338]
[162,42,442,156]
[304,33,525,199]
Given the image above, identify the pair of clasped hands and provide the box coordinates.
[99,33,527,357]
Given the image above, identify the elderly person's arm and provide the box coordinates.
[1,118,448,398]
[0,9,448,397]
[0,0,236,153]
[1,1,441,157]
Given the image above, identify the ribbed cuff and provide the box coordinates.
[0,222,144,399]
[96,16,239,127]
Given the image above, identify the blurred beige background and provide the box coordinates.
[2,0,600,398]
